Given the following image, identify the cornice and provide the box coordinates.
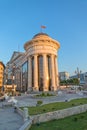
[24,38,60,51]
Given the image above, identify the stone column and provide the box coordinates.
[55,56,59,90]
[51,54,56,91]
[43,54,48,91]
[28,56,32,91]
[33,55,38,91]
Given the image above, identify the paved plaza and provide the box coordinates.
[15,90,87,107]
[0,90,87,130]
[0,107,24,130]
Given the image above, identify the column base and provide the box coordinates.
[33,87,39,92]
[57,85,60,90]
[51,86,58,91]
[27,87,33,92]
[43,87,48,91]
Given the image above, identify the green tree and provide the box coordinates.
[60,78,79,86]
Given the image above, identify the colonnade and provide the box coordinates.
[28,54,59,91]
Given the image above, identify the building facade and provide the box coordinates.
[4,52,24,91]
[5,33,60,92]
[0,61,5,90]
[59,72,69,81]
[70,72,87,85]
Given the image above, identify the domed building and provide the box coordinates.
[24,33,60,91]
[6,32,60,92]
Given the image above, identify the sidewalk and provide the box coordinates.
[0,107,24,130]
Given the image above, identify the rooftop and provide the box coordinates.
[33,32,49,39]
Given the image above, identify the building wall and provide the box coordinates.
[70,72,87,85]
[32,104,87,124]
[0,61,5,89]
[59,72,69,81]
[24,33,60,91]
[22,61,28,91]
[4,52,24,91]
[5,33,60,92]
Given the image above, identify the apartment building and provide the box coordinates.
[0,61,5,90]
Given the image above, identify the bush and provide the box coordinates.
[72,103,75,106]
[47,93,50,96]
[52,107,55,110]
[43,109,46,112]
[36,122,40,126]
[37,100,43,106]
[73,117,78,121]
[42,92,45,96]
[36,92,54,97]
[80,115,84,119]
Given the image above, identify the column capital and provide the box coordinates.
[34,54,38,57]
[42,53,47,56]
[51,54,55,57]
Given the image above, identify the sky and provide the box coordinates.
[0,0,87,76]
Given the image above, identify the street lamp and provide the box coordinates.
[12,64,22,94]
[15,66,21,91]
[4,67,8,92]
[75,67,82,84]
[12,64,16,95]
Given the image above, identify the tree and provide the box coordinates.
[60,78,79,86]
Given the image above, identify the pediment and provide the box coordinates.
[10,51,21,62]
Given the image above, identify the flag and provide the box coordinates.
[41,25,46,28]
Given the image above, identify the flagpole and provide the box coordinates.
[40,25,46,33]
[40,26,42,33]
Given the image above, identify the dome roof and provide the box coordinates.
[33,33,49,39]
[24,32,60,51]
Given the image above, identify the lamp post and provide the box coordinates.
[75,67,82,84]
[15,66,21,91]
[12,64,16,96]
[12,64,22,95]
[4,67,8,92]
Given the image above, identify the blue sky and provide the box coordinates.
[0,0,87,76]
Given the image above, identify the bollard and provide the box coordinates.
[24,107,29,121]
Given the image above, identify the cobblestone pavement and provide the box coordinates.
[0,107,24,130]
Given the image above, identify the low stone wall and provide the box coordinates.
[32,104,87,124]
[16,107,24,119]
[16,107,33,130]
[16,104,87,129]
[19,120,32,130]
